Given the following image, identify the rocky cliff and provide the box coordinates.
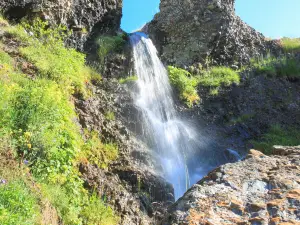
[0,0,123,49]
[146,0,279,67]
[161,146,300,225]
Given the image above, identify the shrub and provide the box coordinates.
[82,131,118,169]
[7,79,82,182]
[252,125,300,155]
[119,75,138,84]
[168,66,200,107]
[81,193,119,225]
[0,180,41,225]
[97,34,126,64]
[280,37,300,53]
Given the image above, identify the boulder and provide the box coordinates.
[161,146,300,224]
[145,0,280,67]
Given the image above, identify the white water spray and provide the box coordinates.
[130,32,204,198]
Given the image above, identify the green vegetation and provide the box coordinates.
[0,18,118,224]
[6,19,91,96]
[0,180,41,225]
[97,34,126,64]
[198,66,240,95]
[252,125,300,155]
[168,66,200,107]
[168,66,239,107]
[82,131,118,169]
[119,75,138,84]
[81,193,119,225]
[229,113,255,125]
[105,111,116,121]
[250,56,300,79]
[280,37,300,53]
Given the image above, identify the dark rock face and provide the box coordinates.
[75,80,174,224]
[145,0,279,67]
[0,0,123,50]
[161,146,300,225]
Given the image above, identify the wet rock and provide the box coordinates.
[75,80,174,224]
[160,146,300,225]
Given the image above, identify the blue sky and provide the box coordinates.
[121,0,300,38]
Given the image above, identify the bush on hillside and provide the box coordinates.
[0,18,118,225]
[168,66,200,107]
[0,180,41,225]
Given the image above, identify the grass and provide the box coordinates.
[168,66,200,107]
[119,75,138,84]
[0,180,41,225]
[252,125,300,155]
[0,18,119,225]
[250,56,300,80]
[280,37,300,53]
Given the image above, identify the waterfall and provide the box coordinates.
[129,32,217,198]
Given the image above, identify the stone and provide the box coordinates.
[145,0,280,67]
[0,0,123,50]
[160,146,300,225]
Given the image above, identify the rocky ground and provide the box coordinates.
[161,146,300,225]
[75,80,174,224]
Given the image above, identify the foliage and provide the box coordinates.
[0,76,83,184]
[199,67,240,87]
[0,19,118,225]
[280,37,300,53]
[0,180,41,225]
[250,56,300,79]
[198,67,240,95]
[81,193,119,225]
[97,34,126,64]
[6,19,91,96]
[41,184,83,224]
[252,125,300,155]
[105,111,116,121]
[119,75,138,84]
[82,131,118,169]
[168,66,200,107]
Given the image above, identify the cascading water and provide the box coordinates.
[129,32,227,198]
